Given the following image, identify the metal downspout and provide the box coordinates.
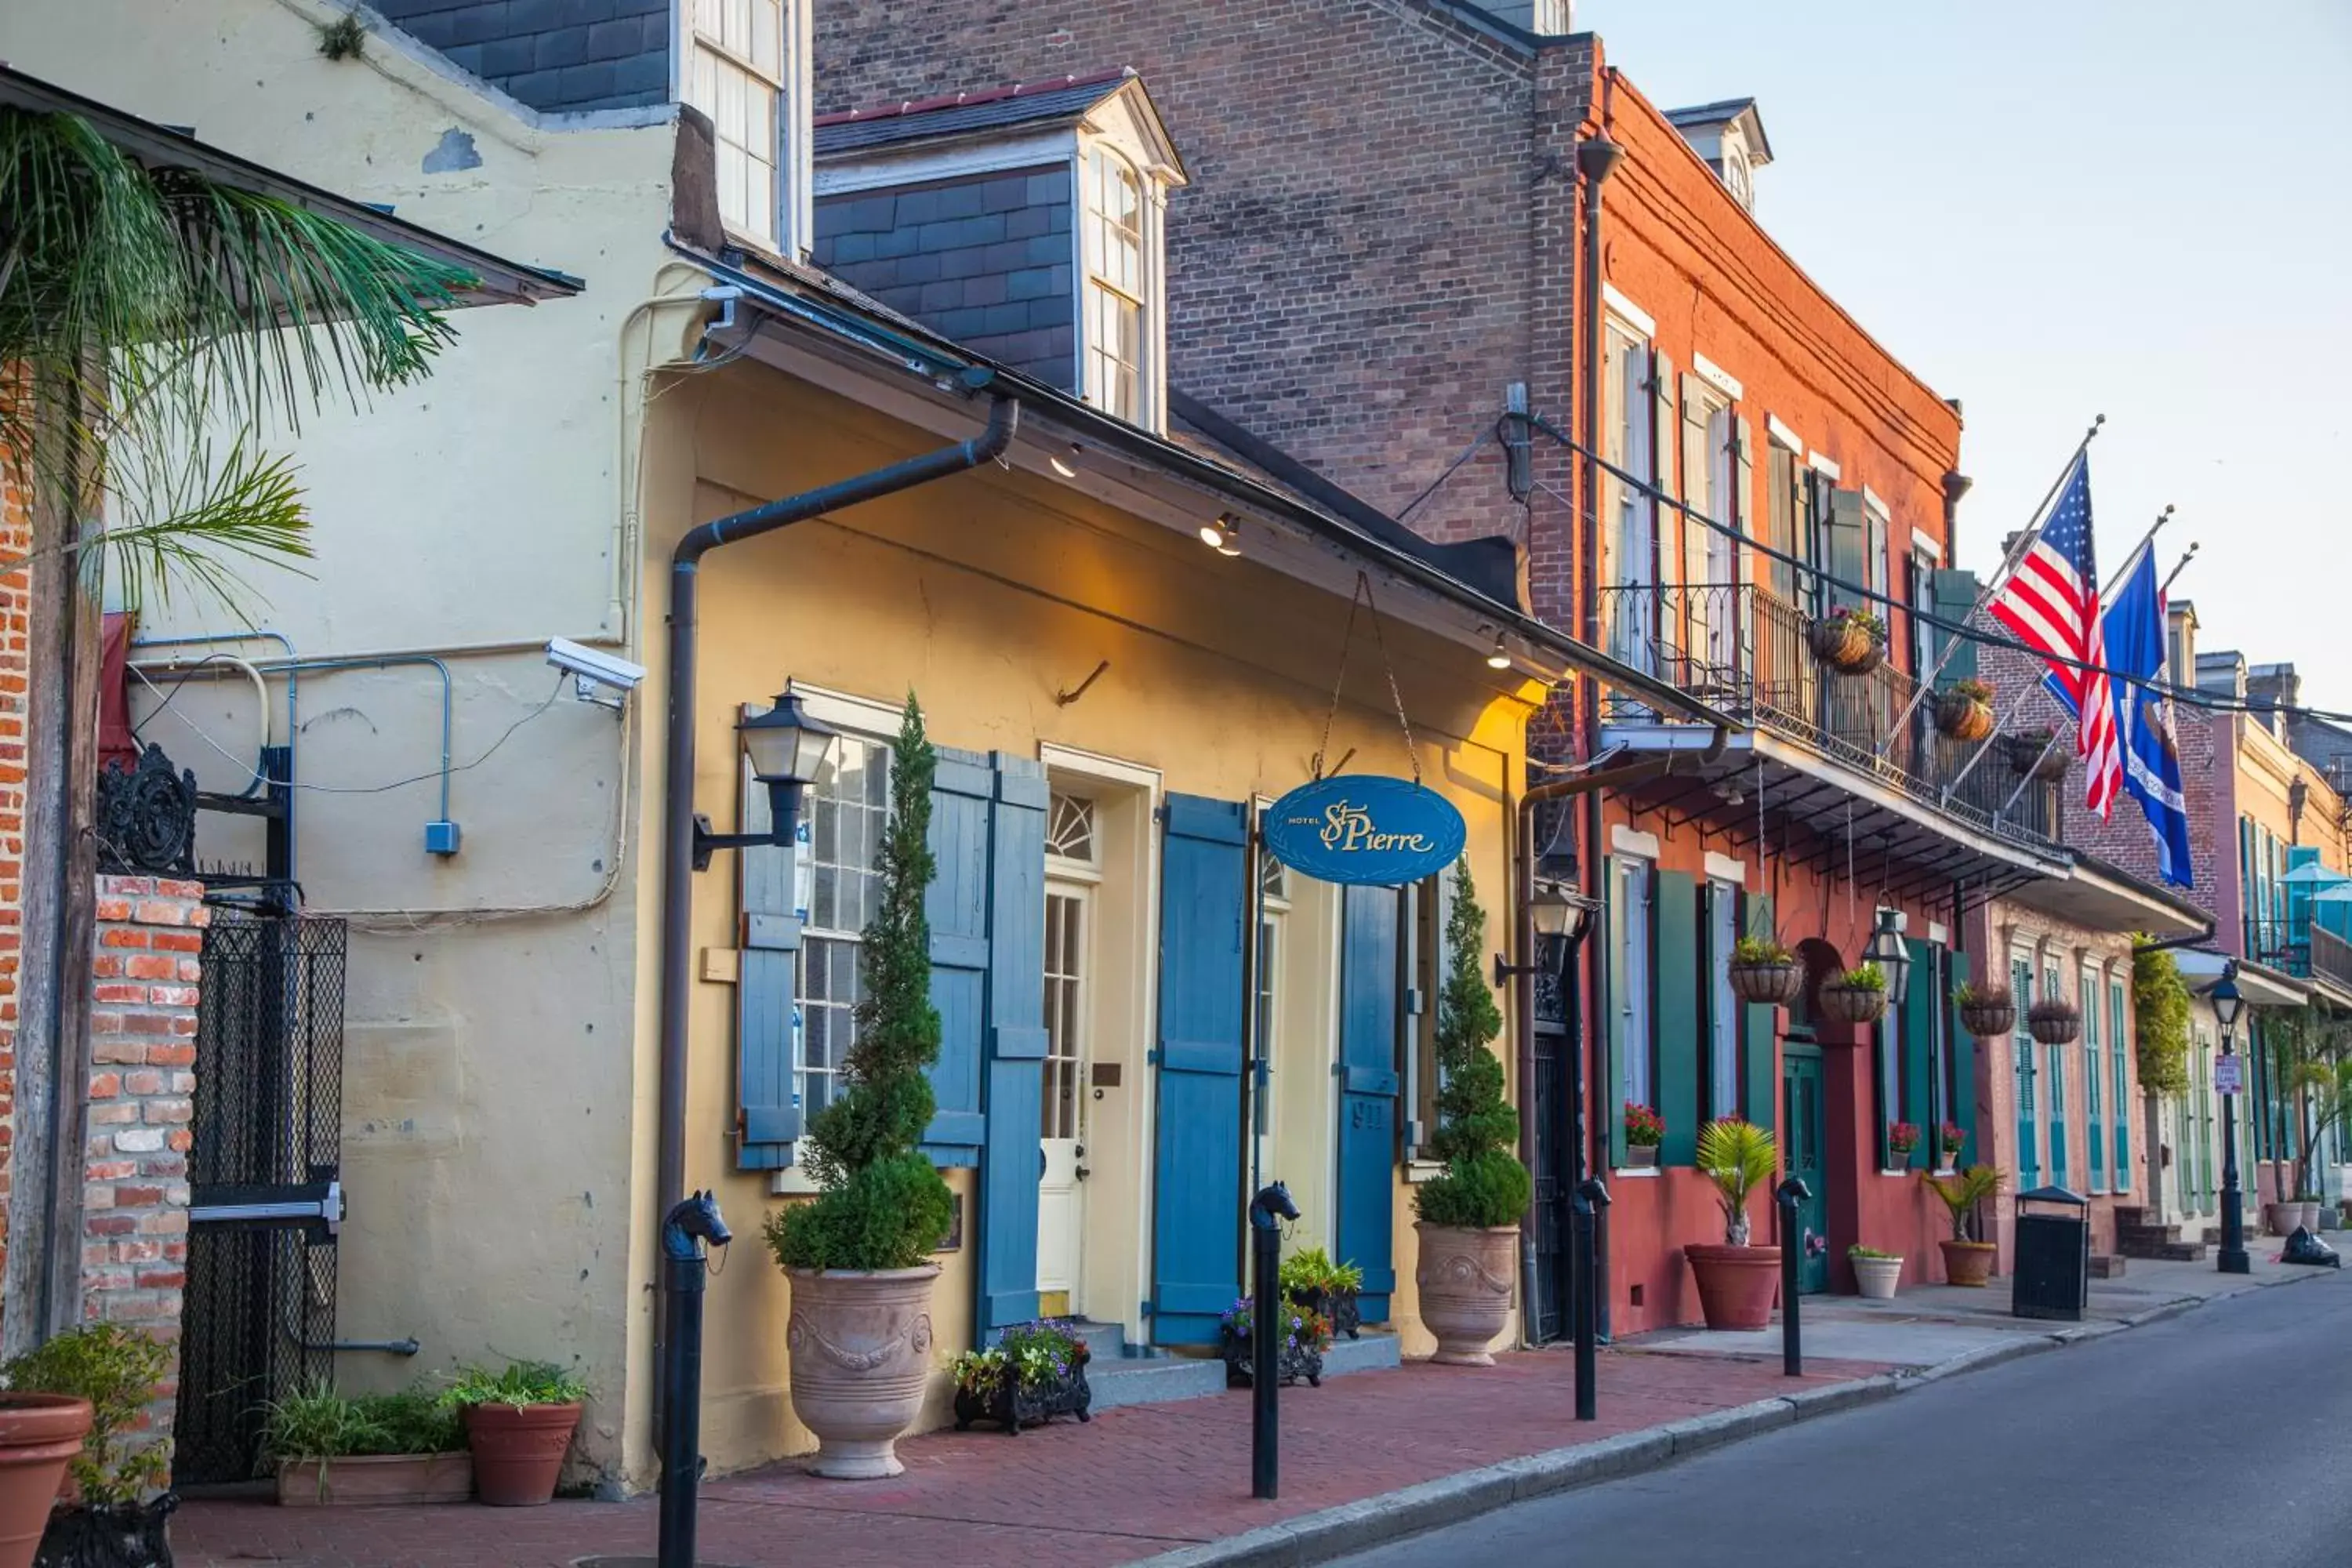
[652,386,1018,1432]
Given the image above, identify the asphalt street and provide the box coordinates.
[1337,1269,2352,1568]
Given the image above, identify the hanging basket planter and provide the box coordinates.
[1935,684,1997,742]
[2007,731,2069,782]
[1956,987,2016,1040]
[2028,998,2082,1044]
[1818,976,1889,1026]
[1808,611,1887,675]
[1729,959,1806,1007]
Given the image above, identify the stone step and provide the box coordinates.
[2088,1253,2127,1279]
[2111,1205,2151,1229]
[1087,1353,1229,1413]
[2116,1221,2182,1245]
[1322,1328,1403,1377]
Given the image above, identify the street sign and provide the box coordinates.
[2214,1054,2242,1096]
[1261,775,1465,887]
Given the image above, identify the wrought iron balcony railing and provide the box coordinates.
[1597,582,2060,851]
[2312,924,2352,995]
[2245,913,2308,978]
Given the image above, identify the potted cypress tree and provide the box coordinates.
[1411,859,1532,1367]
[764,695,956,1479]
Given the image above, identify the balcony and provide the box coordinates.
[2249,914,2352,999]
[1596,583,2062,855]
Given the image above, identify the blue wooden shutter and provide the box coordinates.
[1653,870,1699,1167]
[1903,939,1936,1170]
[976,753,1049,1334]
[1947,950,1977,1166]
[734,762,801,1170]
[1150,793,1249,1345]
[923,748,992,1162]
[1336,884,1401,1320]
[1740,891,1777,1132]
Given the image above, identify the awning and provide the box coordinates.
[1,66,580,307]
[2005,854,2209,940]
[2172,951,2310,1010]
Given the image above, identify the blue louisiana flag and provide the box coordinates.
[2103,543,2193,886]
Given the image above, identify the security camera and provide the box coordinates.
[547,637,645,713]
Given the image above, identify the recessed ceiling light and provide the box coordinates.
[1200,513,1238,551]
[1486,637,1512,670]
[1049,444,1080,479]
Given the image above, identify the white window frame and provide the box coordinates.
[682,0,810,257]
[787,722,893,1123]
[1708,877,1740,1120]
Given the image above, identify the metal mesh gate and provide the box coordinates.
[171,911,347,1486]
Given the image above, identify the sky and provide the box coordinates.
[1575,0,2352,713]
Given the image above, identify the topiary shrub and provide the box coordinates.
[765,694,954,1272]
[1413,858,1532,1229]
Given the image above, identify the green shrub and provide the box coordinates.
[2132,939,2191,1096]
[442,1360,587,1410]
[264,1383,463,1465]
[1416,1149,1532,1229]
[765,694,956,1272]
[1412,858,1530,1231]
[2,1323,172,1504]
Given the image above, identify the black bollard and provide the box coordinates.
[1774,1177,1810,1378]
[1573,1176,1610,1421]
[1249,1181,1299,1501]
[659,1191,731,1568]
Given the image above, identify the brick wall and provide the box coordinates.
[0,433,26,1285]
[369,0,669,114]
[83,876,205,1454]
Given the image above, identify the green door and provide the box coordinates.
[1782,1046,1829,1294]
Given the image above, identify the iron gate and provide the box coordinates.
[1526,941,1578,1346]
[171,909,347,1486]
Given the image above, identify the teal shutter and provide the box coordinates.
[2111,981,2131,1190]
[1336,885,1402,1319]
[1740,891,1777,1132]
[1604,855,1628,1168]
[923,749,992,1162]
[976,753,1049,1333]
[1947,950,1976,1166]
[734,762,801,1171]
[2013,958,2038,1183]
[1931,568,1980,683]
[1150,793,1250,1345]
[2085,970,2106,1191]
[1653,871,1699,1167]
[1826,489,1868,614]
[1903,938,1936,1170]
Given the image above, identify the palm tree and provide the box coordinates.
[2,102,475,606]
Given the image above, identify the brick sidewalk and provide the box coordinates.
[169,1346,1885,1567]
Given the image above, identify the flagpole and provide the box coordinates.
[1982,506,2176,818]
[2159,541,2199,598]
[1877,415,2106,757]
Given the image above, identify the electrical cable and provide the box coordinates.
[1395,423,1497,523]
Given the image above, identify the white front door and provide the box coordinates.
[1037,884,1091,1303]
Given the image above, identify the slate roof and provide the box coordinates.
[1663,96,1774,164]
[815,70,1134,156]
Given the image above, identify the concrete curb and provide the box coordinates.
[1133,1269,2333,1567]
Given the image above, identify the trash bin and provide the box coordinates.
[2012,1185,2089,1322]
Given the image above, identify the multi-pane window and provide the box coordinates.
[1602,325,1655,670]
[1042,891,1087,1142]
[793,733,888,1116]
[1708,881,1740,1119]
[1083,145,1145,423]
[1615,858,1654,1111]
[686,0,782,244]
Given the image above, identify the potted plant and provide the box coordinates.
[1279,1247,1366,1341]
[2027,996,2082,1044]
[1727,935,1805,1007]
[1955,982,2016,1040]
[264,1384,470,1507]
[948,1321,1092,1435]
[764,694,956,1479]
[0,1382,91,1568]
[1935,677,1996,742]
[1218,1299,1330,1388]
[1411,858,1533,1367]
[1819,962,1889,1025]
[1886,1121,1921,1165]
[2,1323,172,1568]
[444,1361,586,1508]
[1622,1102,1664,1168]
[1808,606,1887,674]
[1936,1121,1968,1173]
[2006,729,2068,782]
[1922,1164,2007,1287]
[1849,1244,1904,1301]
[1685,1118,1783,1330]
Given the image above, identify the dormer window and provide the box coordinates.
[681,0,811,257]
[811,70,1187,433]
[1663,97,1773,217]
[1723,149,1752,210]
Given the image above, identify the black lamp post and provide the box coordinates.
[2212,971,2250,1275]
[691,687,838,871]
[1862,909,1912,1007]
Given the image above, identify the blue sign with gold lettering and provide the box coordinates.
[1261,775,1465,887]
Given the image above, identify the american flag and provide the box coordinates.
[1987,453,2121,818]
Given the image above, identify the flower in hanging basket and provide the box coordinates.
[1624,1102,1664,1149]
[1954,982,2016,1039]
[1887,1121,1922,1157]
[1808,608,1888,674]
[1818,962,1889,1025]
[1728,935,1806,1005]
[2006,728,2069,782]
[1935,678,1997,742]
[2028,996,2083,1044]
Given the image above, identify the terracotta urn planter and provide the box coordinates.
[276,1451,474,1508]
[1728,959,1806,1007]
[1935,691,1996,742]
[1851,1255,1904,1301]
[2027,1000,2082,1045]
[1818,981,1889,1026]
[786,1264,941,1479]
[0,1395,92,1568]
[1958,995,2016,1040]
[1413,1222,1518,1366]
[463,1403,581,1506]
[1940,1240,1997,1287]
[1685,1244,1782,1330]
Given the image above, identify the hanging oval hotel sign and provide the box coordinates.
[1262,775,1466,887]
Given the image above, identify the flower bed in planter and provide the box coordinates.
[1219,1300,1328,1388]
[1278,1248,1365,1341]
[265,1383,474,1508]
[949,1322,1093,1436]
